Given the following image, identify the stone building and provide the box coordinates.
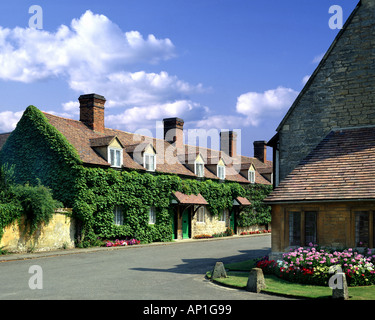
[0,93,271,241]
[265,0,375,256]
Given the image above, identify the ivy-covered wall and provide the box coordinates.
[0,105,272,246]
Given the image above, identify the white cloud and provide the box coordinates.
[106,100,208,131]
[0,10,211,131]
[236,87,298,126]
[302,75,311,85]
[0,10,176,83]
[193,115,243,130]
[312,53,324,64]
[69,70,205,108]
[0,111,23,132]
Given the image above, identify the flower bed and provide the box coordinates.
[193,234,213,239]
[240,229,271,235]
[256,244,375,287]
[104,239,140,247]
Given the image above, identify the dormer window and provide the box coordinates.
[89,135,124,168]
[217,158,226,180]
[195,162,204,177]
[144,153,156,172]
[109,147,123,168]
[248,165,255,183]
[194,153,205,178]
[218,165,225,180]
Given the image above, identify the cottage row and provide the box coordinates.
[0,93,272,240]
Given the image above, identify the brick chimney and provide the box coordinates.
[163,117,184,149]
[79,94,106,133]
[254,141,267,163]
[220,131,237,158]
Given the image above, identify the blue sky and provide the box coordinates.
[0,0,358,158]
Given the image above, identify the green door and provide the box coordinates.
[230,211,235,232]
[171,213,176,240]
[182,209,190,239]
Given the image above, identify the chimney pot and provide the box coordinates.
[79,93,106,133]
[220,131,237,158]
[254,141,267,163]
[163,117,184,150]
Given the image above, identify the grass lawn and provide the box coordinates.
[207,259,375,300]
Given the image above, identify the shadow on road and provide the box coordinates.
[130,247,270,275]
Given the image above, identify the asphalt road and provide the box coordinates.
[0,235,289,301]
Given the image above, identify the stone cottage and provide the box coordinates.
[0,93,272,241]
[265,0,375,257]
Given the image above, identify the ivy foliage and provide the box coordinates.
[237,184,273,227]
[0,105,82,207]
[73,167,253,246]
[0,105,272,246]
[0,164,61,239]
[12,182,62,235]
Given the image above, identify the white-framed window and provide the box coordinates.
[220,209,228,222]
[149,206,156,224]
[217,165,225,180]
[109,147,123,168]
[196,206,205,223]
[144,153,156,172]
[113,206,124,225]
[195,162,204,178]
[248,169,255,184]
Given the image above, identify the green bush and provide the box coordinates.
[11,182,62,235]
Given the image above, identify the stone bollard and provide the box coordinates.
[330,272,349,300]
[211,262,227,280]
[246,268,266,293]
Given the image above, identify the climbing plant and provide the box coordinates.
[0,105,272,246]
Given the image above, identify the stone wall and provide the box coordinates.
[270,201,375,255]
[278,1,375,180]
[1,210,75,253]
[191,209,228,237]
[191,209,267,237]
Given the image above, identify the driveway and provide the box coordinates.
[0,234,289,302]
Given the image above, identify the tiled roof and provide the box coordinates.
[236,197,252,206]
[173,191,208,205]
[0,133,11,150]
[265,126,375,203]
[1,110,273,184]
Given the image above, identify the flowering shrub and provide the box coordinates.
[193,234,213,239]
[240,229,271,235]
[256,244,375,287]
[104,239,140,247]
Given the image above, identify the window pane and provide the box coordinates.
[305,211,317,245]
[220,209,227,222]
[110,149,115,166]
[149,206,156,224]
[289,212,301,246]
[218,166,225,179]
[249,170,255,183]
[145,154,155,171]
[151,155,155,171]
[197,206,205,222]
[355,211,369,247]
[145,155,150,170]
[116,150,121,167]
[113,206,123,225]
[196,163,204,177]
